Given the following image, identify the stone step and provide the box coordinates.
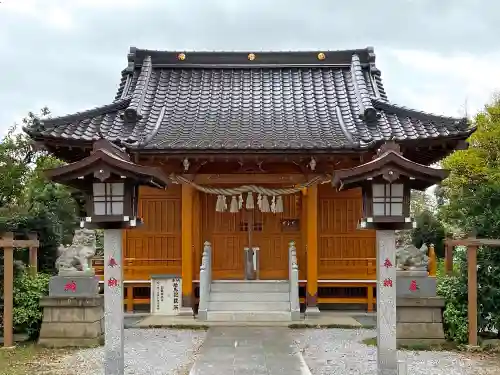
[208,301,291,311]
[209,291,290,302]
[210,281,289,293]
[206,311,292,322]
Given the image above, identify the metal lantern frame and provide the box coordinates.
[45,138,169,230]
[332,141,449,231]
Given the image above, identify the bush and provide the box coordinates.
[12,271,50,339]
[437,271,469,344]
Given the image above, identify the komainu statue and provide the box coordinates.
[55,228,97,275]
[396,243,429,271]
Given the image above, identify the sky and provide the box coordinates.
[0,0,498,137]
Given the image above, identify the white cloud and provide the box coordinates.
[2,0,76,30]
[0,0,153,30]
[388,49,500,116]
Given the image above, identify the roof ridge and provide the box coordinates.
[371,97,468,128]
[39,97,131,126]
[126,46,378,69]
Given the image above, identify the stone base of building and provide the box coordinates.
[396,296,446,346]
[38,295,104,348]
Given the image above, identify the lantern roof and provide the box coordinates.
[332,140,449,191]
[45,138,170,189]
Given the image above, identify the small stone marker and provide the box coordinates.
[104,229,124,375]
[376,230,398,375]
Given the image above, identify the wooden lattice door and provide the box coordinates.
[251,193,302,280]
[201,193,246,280]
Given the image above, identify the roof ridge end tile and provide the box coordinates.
[125,55,153,121]
[351,54,378,122]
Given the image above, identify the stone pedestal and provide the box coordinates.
[396,297,446,346]
[38,295,104,347]
[396,270,436,298]
[49,275,99,297]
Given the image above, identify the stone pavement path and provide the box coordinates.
[189,327,310,375]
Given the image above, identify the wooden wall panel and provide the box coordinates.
[124,185,182,280]
[318,185,376,280]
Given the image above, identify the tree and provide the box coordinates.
[437,96,500,341]
[0,108,80,274]
[440,96,500,235]
[0,108,82,336]
[411,209,446,258]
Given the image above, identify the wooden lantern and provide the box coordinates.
[332,140,449,230]
[45,138,169,229]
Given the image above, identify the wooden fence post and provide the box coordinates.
[1,232,40,348]
[2,232,14,348]
[428,244,437,277]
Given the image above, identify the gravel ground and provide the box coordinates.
[293,328,498,375]
[43,329,206,375]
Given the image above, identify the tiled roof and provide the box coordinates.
[25,47,473,151]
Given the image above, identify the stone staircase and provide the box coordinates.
[206,280,293,322]
[197,241,301,322]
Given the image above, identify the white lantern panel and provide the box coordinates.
[111,182,124,196]
[373,203,385,216]
[391,184,404,197]
[373,184,385,197]
[94,201,106,215]
[112,202,124,215]
[391,203,403,216]
[93,183,106,196]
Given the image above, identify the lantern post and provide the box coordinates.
[45,139,169,375]
[332,141,448,375]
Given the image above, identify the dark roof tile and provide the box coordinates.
[26,48,473,151]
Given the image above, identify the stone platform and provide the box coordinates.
[397,296,446,345]
[132,311,369,328]
[38,295,104,347]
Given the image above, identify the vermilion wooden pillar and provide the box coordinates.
[306,184,320,315]
[181,184,194,308]
[192,190,201,284]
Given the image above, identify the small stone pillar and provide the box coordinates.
[38,229,104,347]
[395,244,446,345]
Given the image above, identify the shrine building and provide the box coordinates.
[25,47,473,315]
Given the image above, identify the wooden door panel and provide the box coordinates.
[201,193,247,279]
[210,234,246,279]
[253,194,302,280]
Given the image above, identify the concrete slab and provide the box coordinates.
[133,311,365,328]
[189,327,311,375]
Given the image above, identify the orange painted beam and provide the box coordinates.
[181,184,194,307]
[306,184,318,307]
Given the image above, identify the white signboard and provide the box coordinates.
[150,276,182,315]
